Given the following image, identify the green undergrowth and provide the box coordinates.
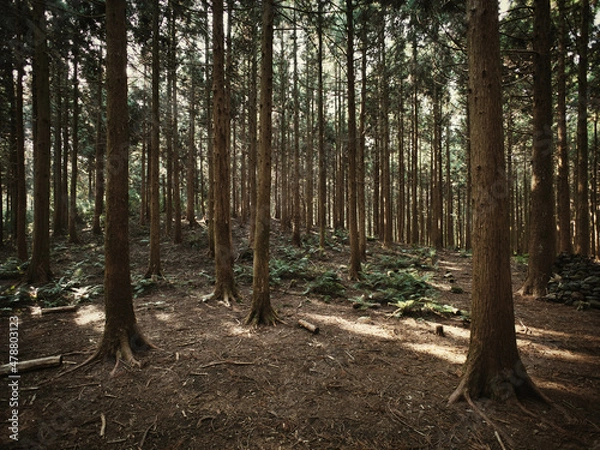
[349,247,466,320]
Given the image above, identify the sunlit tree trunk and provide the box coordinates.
[246,0,277,326]
[450,0,538,404]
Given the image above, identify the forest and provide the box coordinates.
[0,0,599,449]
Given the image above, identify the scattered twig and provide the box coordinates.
[198,360,255,369]
[494,431,508,450]
[138,416,157,449]
[387,403,427,438]
[100,413,107,437]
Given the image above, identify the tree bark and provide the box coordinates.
[555,0,571,254]
[94,0,153,364]
[145,0,162,278]
[14,13,27,260]
[358,19,367,258]
[347,0,361,280]
[450,0,538,403]
[317,0,326,249]
[26,0,52,283]
[68,52,80,244]
[575,0,590,256]
[521,0,555,296]
[211,0,237,305]
[246,0,278,326]
[92,57,105,235]
[292,13,301,248]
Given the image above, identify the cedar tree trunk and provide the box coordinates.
[94,0,153,364]
[521,0,555,296]
[246,0,278,326]
[449,0,538,403]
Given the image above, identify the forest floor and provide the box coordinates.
[1,220,599,450]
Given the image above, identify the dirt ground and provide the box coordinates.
[1,222,599,450]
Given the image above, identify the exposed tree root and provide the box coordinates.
[463,390,515,449]
[58,326,156,378]
[245,306,281,327]
[203,286,238,307]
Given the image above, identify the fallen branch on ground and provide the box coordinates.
[0,355,63,376]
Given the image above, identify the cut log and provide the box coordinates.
[298,319,319,334]
[0,355,63,376]
[31,305,78,316]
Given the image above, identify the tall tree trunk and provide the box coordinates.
[305,46,314,235]
[555,0,571,254]
[521,0,555,296]
[94,0,153,364]
[92,57,105,235]
[52,62,66,236]
[26,0,52,283]
[170,1,182,244]
[317,0,326,249]
[358,23,367,259]
[292,12,301,247]
[347,0,361,280]
[445,120,454,248]
[246,0,277,326]
[575,0,590,256]
[14,15,27,260]
[431,86,443,249]
[248,18,258,244]
[69,53,80,244]
[186,74,198,227]
[145,0,162,278]
[379,13,392,248]
[205,0,215,256]
[411,39,419,245]
[210,0,237,305]
[450,0,538,404]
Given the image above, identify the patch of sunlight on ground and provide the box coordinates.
[518,325,600,344]
[74,304,104,331]
[402,342,465,365]
[222,320,254,337]
[305,313,396,340]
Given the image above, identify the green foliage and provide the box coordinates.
[132,276,157,299]
[303,270,345,298]
[513,254,529,265]
[0,256,103,309]
[355,269,434,303]
[388,298,466,318]
[0,258,27,279]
